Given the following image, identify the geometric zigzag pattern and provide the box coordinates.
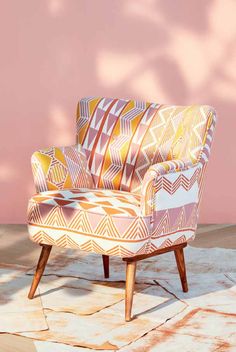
[28,189,143,217]
[28,189,151,237]
[28,186,197,257]
[77,98,216,194]
[27,97,216,257]
[154,168,200,194]
[31,144,94,193]
[28,228,195,257]
[140,108,216,217]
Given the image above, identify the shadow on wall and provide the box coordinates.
[0,0,236,223]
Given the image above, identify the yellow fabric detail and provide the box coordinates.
[98,101,150,189]
[64,173,73,189]
[89,97,101,116]
[77,97,102,144]
[168,105,208,164]
[54,148,67,166]
[34,152,51,175]
[46,181,58,190]
[31,145,94,193]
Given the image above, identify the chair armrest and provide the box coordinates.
[141,159,203,250]
[141,159,199,216]
[31,145,94,192]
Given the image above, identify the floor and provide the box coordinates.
[0,224,236,351]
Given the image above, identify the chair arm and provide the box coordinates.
[141,159,200,216]
[31,145,94,192]
[141,159,203,250]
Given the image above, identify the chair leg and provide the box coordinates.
[102,255,109,278]
[125,261,137,322]
[28,244,52,299]
[174,246,188,292]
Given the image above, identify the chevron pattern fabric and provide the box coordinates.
[27,97,216,257]
[28,189,152,256]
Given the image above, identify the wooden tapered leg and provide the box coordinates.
[102,255,109,278]
[174,246,188,292]
[125,261,137,322]
[28,245,52,299]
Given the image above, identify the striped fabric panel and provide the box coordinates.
[76,97,102,144]
[77,98,164,191]
[97,100,151,190]
[119,102,161,192]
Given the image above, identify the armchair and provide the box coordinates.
[27,97,216,321]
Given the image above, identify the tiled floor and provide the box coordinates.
[0,224,236,351]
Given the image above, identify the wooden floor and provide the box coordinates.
[192,224,236,249]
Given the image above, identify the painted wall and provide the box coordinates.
[0,0,236,223]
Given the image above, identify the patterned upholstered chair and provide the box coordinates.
[27,97,216,321]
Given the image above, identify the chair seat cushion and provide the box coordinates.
[28,189,152,257]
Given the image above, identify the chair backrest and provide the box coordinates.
[77,97,216,193]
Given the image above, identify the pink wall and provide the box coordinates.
[0,0,236,223]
